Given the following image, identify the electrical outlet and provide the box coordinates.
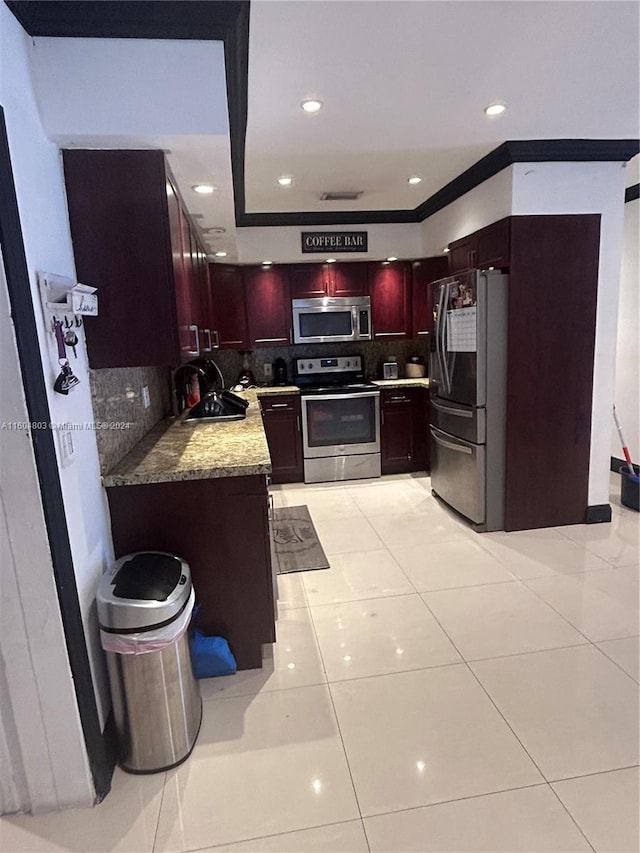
[142,385,151,409]
[263,363,273,378]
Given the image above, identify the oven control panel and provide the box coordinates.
[296,356,362,375]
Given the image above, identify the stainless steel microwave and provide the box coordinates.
[292,296,372,345]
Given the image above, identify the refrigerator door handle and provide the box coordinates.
[436,284,448,393]
[430,427,473,455]
[440,283,453,396]
[431,399,473,418]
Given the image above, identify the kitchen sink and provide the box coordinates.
[183,392,247,424]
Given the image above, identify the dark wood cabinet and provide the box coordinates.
[63,149,211,368]
[411,257,449,337]
[209,264,249,349]
[245,266,292,348]
[331,263,369,297]
[476,218,510,269]
[289,262,369,299]
[369,261,412,341]
[259,395,303,483]
[448,236,476,274]
[380,388,427,474]
[63,149,193,368]
[106,475,275,671]
[504,214,600,531]
[289,264,331,299]
[448,218,510,273]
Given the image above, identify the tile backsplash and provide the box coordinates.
[211,338,430,387]
[89,365,171,474]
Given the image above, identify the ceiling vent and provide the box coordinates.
[320,191,363,201]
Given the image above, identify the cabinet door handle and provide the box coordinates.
[416,330,429,336]
[267,494,274,520]
[296,414,300,431]
[225,340,244,346]
[203,329,213,351]
[390,396,409,402]
[255,337,289,343]
[188,324,199,355]
[375,331,407,337]
[212,330,220,349]
[270,403,289,408]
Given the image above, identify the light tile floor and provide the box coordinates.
[2,474,638,852]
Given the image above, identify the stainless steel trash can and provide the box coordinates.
[97,551,202,774]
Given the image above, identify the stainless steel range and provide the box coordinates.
[295,355,381,484]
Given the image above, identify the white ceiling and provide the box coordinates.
[30,2,639,260]
[245,0,639,213]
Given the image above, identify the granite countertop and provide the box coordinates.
[373,378,430,389]
[102,389,271,487]
[255,385,300,396]
[258,380,431,391]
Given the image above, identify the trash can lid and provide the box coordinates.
[97,551,192,633]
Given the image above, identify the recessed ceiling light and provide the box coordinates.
[214,251,227,258]
[278,175,293,186]
[326,258,336,263]
[300,99,323,113]
[262,260,273,266]
[203,226,226,234]
[443,247,450,254]
[484,103,506,117]
[387,256,398,262]
[408,176,422,185]
[192,184,215,194]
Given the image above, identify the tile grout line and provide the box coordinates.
[417,595,553,783]
[591,639,640,685]
[304,584,370,849]
[151,770,168,853]
[518,576,640,679]
[181,817,367,853]
[545,782,598,853]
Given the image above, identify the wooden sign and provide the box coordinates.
[301,231,368,253]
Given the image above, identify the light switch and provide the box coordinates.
[142,386,151,408]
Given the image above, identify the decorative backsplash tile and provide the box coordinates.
[89,366,171,474]
[210,338,430,387]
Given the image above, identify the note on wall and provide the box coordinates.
[447,307,477,352]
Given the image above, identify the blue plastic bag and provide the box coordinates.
[190,630,237,678]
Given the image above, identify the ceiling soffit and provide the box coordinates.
[7,1,639,229]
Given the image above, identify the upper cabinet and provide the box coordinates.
[448,218,511,273]
[208,264,249,349]
[369,261,412,340]
[411,257,449,338]
[245,266,292,348]
[289,262,369,299]
[63,149,208,368]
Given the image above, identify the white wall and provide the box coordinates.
[1,3,116,810]
[612,198,639,461]
[30,37,228,137]
[236,221,424,264]
[0,247,94,812]
[420,160,628,508]
[420,167,514,255]
[510,161,628,506]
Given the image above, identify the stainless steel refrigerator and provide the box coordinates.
[429,269,508,531]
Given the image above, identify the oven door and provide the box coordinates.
[301,392,380,458]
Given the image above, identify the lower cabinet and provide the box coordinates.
[106,475,275,671]
[380,388,429,474]
[259,394,304,484]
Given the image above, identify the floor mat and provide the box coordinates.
[272,506,330,574]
